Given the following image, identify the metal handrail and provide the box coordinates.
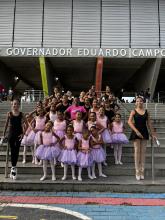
[151,138,155,182]
[21,90,48,102]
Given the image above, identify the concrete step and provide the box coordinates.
[0,162,165,177]
[1,174,165,193]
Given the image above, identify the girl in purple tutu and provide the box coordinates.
[111,113,129,165]
[87,112,97,130]
[53,111,67,140]
[77,130,93,181]
[27,108,47,164]
[21,114,34,164]
[53,111,67,165]
[90,126,107,178]
[35,121,60,181]
[97,107,112,144]
[60,125,78,180]
[73,111,85,141]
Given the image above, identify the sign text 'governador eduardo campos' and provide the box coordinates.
[1,47,165,57]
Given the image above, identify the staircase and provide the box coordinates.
[0,101,165,192]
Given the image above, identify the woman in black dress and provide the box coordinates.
[3,99,25,180]
[128,96,156,181]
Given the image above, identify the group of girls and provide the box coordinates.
[21,101,129,181]
[3,85,157,182]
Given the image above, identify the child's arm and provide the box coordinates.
[29,118,35,131]
[98,136,104,145]
[53,132,60,142]
[90,137,97,147]
[59,137,65,149]
[78,140,82,150]
[29,109,37,117]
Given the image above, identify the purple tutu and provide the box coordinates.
[75,133,82,141]
[58,149,64,162]
[35,144,61,161]
[34,131,42,145]
[101,129,112,144]
[91,147,106,163]
[26,130,36,146]
[111,133,129,144]
[21,135,27,146]
[60,149,77,165]
[77,151,93,168]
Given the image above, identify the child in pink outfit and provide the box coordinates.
[73,111,85,140]
[60,125,78,180]
[77,130,93,181]
[21,114,34,164]
[53,111,67,139]
[97,107,112,144]
[27,108,47,164]
[111,113,129,165]
[35,121,60,181]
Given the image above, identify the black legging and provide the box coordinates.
[8,136,21,167]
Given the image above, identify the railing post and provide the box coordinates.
[5,143,10,178]
[39,91,41,101]
[151,138,155,182]
[154,103,157,120]
[124,108,126,124]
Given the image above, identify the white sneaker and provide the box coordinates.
[92,174,97,179]
[72,176,76,180]
[78,176,82,181]
[52,175,56,181]
[140,175,144,180]
[115,161,119,165]
[35,158,38,165]
[38,160,42,166]
[61,162,64,167]
[118,161,123,165]
[10,167,17,180]
[88,175,94,180]
[136,175,140,181]
[40,175,47,181]
[99,173,107,178]
[62,176,67,180]
[22,160,26,164]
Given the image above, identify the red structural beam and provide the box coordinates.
[95,57,103,97]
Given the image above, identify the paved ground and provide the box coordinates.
[0,192,165,220]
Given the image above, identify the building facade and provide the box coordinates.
[0,0,164,97]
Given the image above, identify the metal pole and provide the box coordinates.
[5,142,10,178]
[151,138,155,181]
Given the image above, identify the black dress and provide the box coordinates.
[8,112,23,167]
[129,109,149,140]
[8,112,23,139]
